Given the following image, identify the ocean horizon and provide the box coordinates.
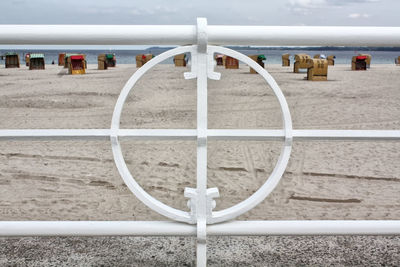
[1,48,399,65]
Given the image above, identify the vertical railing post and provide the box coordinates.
[195,17,208,267]
[184,18,221,266]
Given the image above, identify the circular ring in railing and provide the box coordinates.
[111,45,292,224]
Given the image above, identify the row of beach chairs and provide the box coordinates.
[135,54,188,68]
[164,53,377,81]
[285,53,373,81]
[0,53,114,75]
[0,53,89,74]
[1,53,399,79]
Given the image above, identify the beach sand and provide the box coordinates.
[0,63,399,265]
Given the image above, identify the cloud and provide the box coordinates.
[81,8,119,15]
[130,5,177,16]
[289,0,380,14]
[290,0,380,7]
[332,0,380,3]
[289,0,326,9]
[288,0,326,15]
[348,13,370,18]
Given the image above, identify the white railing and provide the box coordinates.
[1,24,400,46]
[1,18,400,266]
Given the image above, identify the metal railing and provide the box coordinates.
[1,18,400,266]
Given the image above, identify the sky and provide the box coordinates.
[0,0,399,49]
[1,0,399,26]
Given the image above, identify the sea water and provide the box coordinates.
[1,48,399,65]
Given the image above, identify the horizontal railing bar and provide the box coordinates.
[0,129,399,141]
[0,25,197,46]
[0,221,195,236]
[208,220,400,235]
[292,129,400,141]
[0,25,400,46]
[208,26,400,47]
[207,129,284,141]
[0,129,112,141]
[0,129,197,141]
[0,221,400,236]
[118,129,197,140]
[210,129,400,141]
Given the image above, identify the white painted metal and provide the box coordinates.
[0,129,399,141]
[1,221,400,236]
[108,42,295,227]
[117,129,196,140]
[209,129,400,141]
[207,26,400,46]
[194,18,209,267]
[292,129,400,141]
[208,129,285,141]
[106,30,296,231]
[1,17,400,266]
[0,25,196,45]
[0,221,196,236]
[0,129,111,140]
[209,221,400,236]
[110,23,295,264]
[1,129,399,141]
[1,25,400,46]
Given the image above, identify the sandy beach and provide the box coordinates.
[0,63,399,265]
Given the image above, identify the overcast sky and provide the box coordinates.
[1,0,399,26]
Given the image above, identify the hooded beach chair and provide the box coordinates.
[294,54,311,73]
[225,56,239,69]
[249,54,266,74]
[98,54,108,70]
[29,53,45,70]
[105,54,116,67]
[173,54,187,67]
[306,58,328,81]
[68,54,86,75]
[327,55,335,66]
[4,53,20,68]
[282,54,290,67]
[215,54,224,66]
[58,53,66,66]
[352,55,367,70]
